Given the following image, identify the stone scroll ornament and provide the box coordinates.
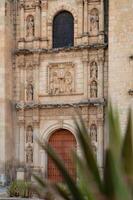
[26,15,34,38]
[49,63,74,95]
[90,8,99,35]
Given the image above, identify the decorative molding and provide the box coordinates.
[14,43,108,55]
[15,98,106,110]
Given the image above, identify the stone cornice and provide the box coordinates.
[15,98,106,110]
[14,43,108,56]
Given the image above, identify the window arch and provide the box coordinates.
[53,11,74,48]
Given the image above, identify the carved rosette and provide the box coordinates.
[48,63,75,95]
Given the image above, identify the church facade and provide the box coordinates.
[0,0,132,181]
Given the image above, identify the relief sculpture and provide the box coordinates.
[90,8,99,35]
[26,15,34,38]
[49,63,74,95]
[26,145,33,164]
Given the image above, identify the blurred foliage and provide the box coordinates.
[8,180,32,198]
[34,105,133,200]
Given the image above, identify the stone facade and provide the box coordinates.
[0,0,109,177]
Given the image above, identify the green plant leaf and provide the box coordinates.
[38,140,85,200]
[104,149,131,200]
[74,115,103,193]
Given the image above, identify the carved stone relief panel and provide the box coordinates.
[48,63,75,95]
[24,0,36,10]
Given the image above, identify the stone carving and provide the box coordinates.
[90,81,97,98]
[26,84,34,101]
[26,145,33,164]
[90,8,99,35]
[90,124,97,142]
[26,15,34,38]
[26,126,33,143]
[26,66,33,83]
[90,61,98,78]
[49,63,75,95]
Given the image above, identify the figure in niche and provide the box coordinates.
[26,145,33,164]
[65,71,73,93]
[26,84,34,101]
[59,68,65,93]
[90,124,97,143]
[90,61,98,78]
[90,8,99,35]
[26,15,34,37]
[26,126,33,143]
[90,81,97,98]
[50,72,59,94]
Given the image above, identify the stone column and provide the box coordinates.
[98,50,104,98]
[35,0,41,39]
[19,64,25,102]
[41,0,48,48]
[20,0,25,39]
[33,54,40,102]
[82,50,89,98]
[99,0,104,43]
[83,0,88,34]
[99,0,104,32]
[19,121,25,164]
[33,122,39,169]
[77,0,83,36]
[97,107,104,170]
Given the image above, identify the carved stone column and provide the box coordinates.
[19,121,25,164]
[20,0,25,40]
[35,0,41,39]
[41,0,48,48]
[77,0,83,36]
[83,0,88,34]
[97,107,104,169]
[98,50,104,98]
[19,64,25,102]
[33,122,40,169]
[33,54,40,102]
[99,0,104,32]
[82,50,89,98]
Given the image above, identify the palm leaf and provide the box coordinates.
[74,115,103,193]
[38,140,85,200]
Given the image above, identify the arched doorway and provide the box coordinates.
[48,129,76,182]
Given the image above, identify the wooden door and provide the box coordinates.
[48,129,76,182]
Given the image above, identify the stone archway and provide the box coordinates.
[48,129,77,182]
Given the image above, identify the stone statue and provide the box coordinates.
[26,15,34,37]
[50,72,59,94]
[26,145,33,164]
[90,9,99,35]
[90,124,97,142]
[90,81,97,98]
[65,71,73,93]
[26,84,33,101]
[26,126,33,143]
[90,61,98,78]
[59,68,65,93]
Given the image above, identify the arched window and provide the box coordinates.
[53,11,74,48]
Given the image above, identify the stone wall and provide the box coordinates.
[109,0,133,131]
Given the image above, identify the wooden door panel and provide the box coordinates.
[48,129,76,182]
